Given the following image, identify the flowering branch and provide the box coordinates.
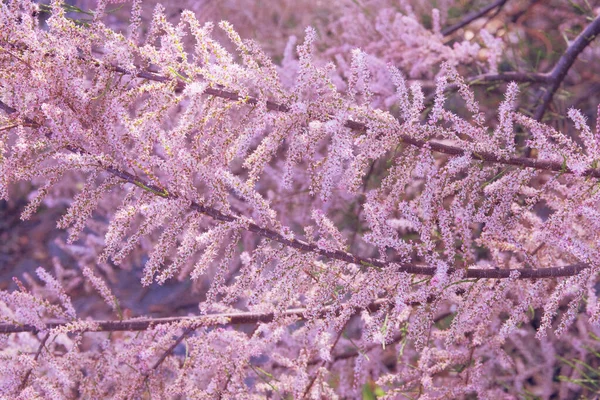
[109,67,600,178]
[18,333,49,391]
[303,320,350,398]
[0,300,386,334]
[0,93,592,280]
[8,38,593,179]
[2,2,600,396]
[145,325,195,380]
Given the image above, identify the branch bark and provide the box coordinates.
[18,333,49,390]
[0,300,385,334]
[441,0,509,37]
[533,14,600,122]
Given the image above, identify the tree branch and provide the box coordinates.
[107,67,600,178]
[145,325,195,380]
[0,300,385,334]
[533,14,600,122]
[18,333,49,390]
[467,72,550,85]
[303,320,349,398]
[441,0,509,37]
[423,71,550,109]
[0,97,593,280]
[87,155,593,281]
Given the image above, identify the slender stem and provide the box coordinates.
[0,300,386,334]
[441,0,509,37]
[348,119,600,178]
[306,311,452,366]
[19,333,50,390]
[303,321,348,399]
[466,72,550,85]
[423,71,550,107]
[144,325,195,380]
[0,45,33,70]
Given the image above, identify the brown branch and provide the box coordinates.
[466,72,550,85]
[347,118,600,178]
[0,301,386,335]
[18,333,50,390]
[441,0,509,37]
[0,309,298,334]
[303,322,348,399]
[58,169,599,280]
[105,161,590,280]
[116,67,290,113]
[91,168,600,279]
[0,45,33,70]
[0,99,18,114]
[307,311,453,366]
[143,325,195,382]
[533,14,600,122]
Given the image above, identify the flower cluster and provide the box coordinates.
[1,0,600,398]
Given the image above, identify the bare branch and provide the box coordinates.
[144,325,195,381]
[441,0,509,37]
[533,15,600,122]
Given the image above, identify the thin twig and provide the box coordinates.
[218,325,261,398]
[303,320,350,399]
[0,300,386,334]
[144,325,195,382]
[19,333,50,390]
[467,72,550,85]
[423,71,550,106]
[306,311,452,366]
[441,0,509,37]
[0,45,33,70]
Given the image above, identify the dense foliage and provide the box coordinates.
[2,0,600,398]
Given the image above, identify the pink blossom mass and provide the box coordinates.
[1,0,600,398]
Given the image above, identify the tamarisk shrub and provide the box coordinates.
[1,0,600,398]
